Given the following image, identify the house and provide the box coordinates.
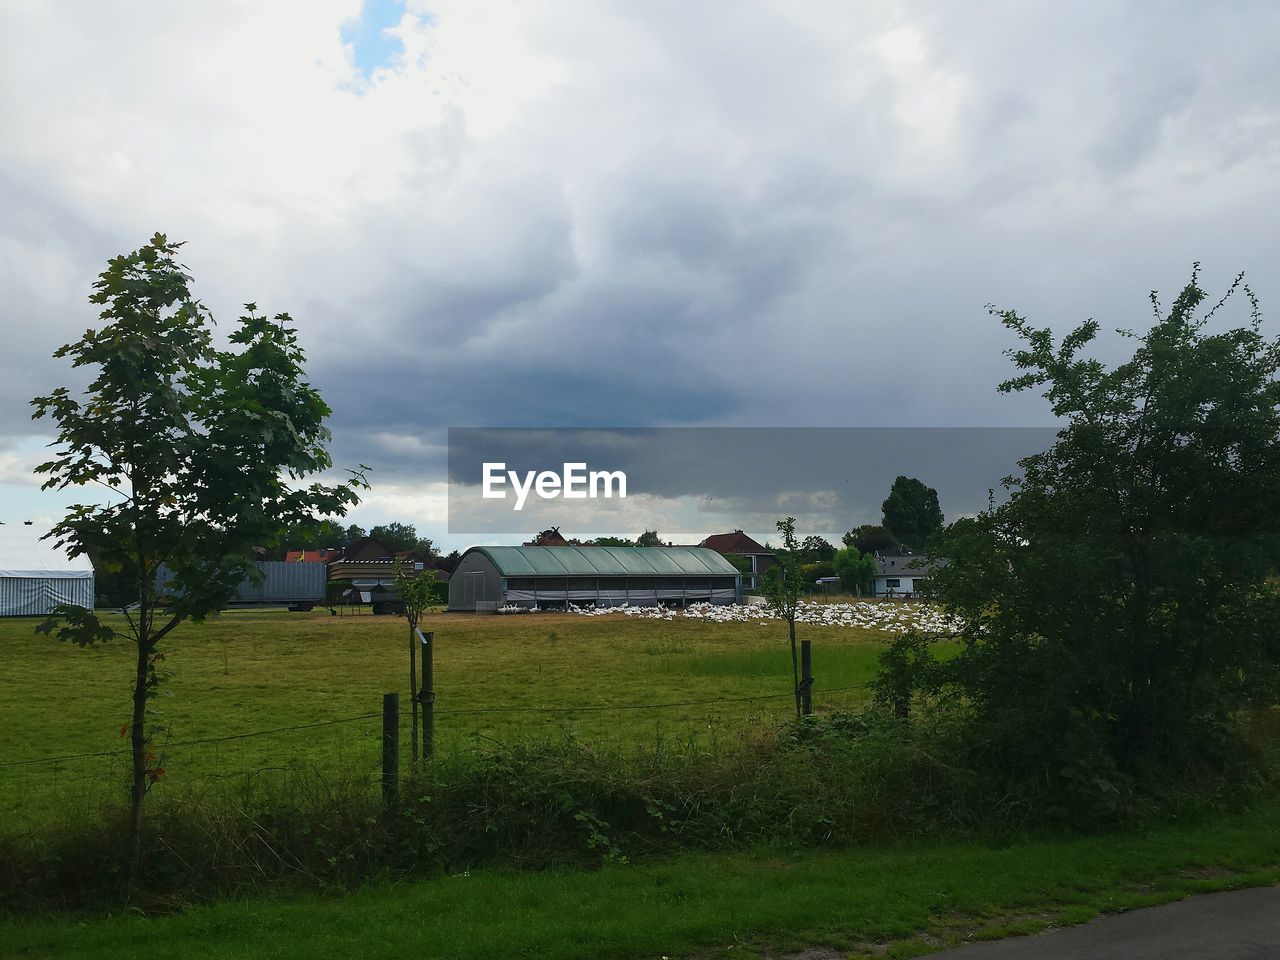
[871,553,942,598]
[698,530,777,590]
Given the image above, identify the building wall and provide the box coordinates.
[447,550,505,610]
[872,575,920,597]
[502,576,739,609]
[0,575,94,616]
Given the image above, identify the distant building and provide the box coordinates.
[284,548,342,564]
[871,553,943,598]
[448,545,741,611]
[524,527,575,546]
[325,538,444,610]
[0,523,94,616]
[698,530,777,590]
[342,537,397,562]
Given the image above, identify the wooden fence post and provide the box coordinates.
[800,640,813,716]
[418,629,435,759]
[382,692,399,805]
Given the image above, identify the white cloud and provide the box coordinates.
[2,0,1278,546]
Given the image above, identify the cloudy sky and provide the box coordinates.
[2,1,1277,549]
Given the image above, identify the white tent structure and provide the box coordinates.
[0,524,94,616]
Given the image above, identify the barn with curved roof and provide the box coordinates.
[448,545,741,611]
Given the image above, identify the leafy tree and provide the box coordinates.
[636,529,663,547]
[436,549,462,575]
[345,523,367,544]
[369,522,434,559]
[800,560,837,581]
[833,546,876,596]
[881,477,943,551]
[720,552,753,575]
[798,535,836,563]
[842,524,900,556]
[587,536,635,547]
[876,267,1280,805]
[761,517,806,719]
[273,517,351,557]
[394,559,440,763]
[30,235,364,873]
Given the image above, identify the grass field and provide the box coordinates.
[6,605,1280,958]
[0,605,918,830]
[4,798,1280,959]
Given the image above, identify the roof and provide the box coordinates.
[0,524,93,579]
[524,527,573,546]
[459,545,740,577]
[342,537,395,562]
[700,530,773,556]
[285,548,341,563]
[874,553,943,576]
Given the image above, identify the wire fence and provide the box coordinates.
[0,679,871,831]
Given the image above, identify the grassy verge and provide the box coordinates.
[4,798,1279,960]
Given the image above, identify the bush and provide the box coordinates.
[9,706,1269,913]
[874,270,1280,809]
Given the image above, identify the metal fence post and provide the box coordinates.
[382,692,399,805]
[800,640,813,716]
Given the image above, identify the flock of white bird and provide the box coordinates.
[496,600,964,634]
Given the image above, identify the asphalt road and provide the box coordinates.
[931,885,1280,959]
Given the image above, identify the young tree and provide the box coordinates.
[762,517,806,719]
[30,235,365,874]
[832,546,876,596]
[881,477,944,551]
[877,267,1280,796]
[394,559,440,763]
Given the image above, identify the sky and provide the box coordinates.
[1,1,1277,551]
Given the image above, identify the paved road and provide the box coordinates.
[932,885,1280,959]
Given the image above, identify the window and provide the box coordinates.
[886,578,901,588]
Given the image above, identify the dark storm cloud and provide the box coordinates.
[2,0,1278,543]
[446,427,1059,534]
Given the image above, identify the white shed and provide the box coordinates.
[0,524,94,616]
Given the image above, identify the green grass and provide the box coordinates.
[0,608,911,830]
[3,798,1279,959]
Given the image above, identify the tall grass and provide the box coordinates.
[6,709,1270,913]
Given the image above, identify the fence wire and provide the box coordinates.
[1,681,870,831]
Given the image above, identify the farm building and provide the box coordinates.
[448,545,741,611]
[0,524,94,616]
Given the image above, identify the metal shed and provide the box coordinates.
[448,545,742,611]
[0,525,94,617]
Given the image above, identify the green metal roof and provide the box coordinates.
[461,545,739,577]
